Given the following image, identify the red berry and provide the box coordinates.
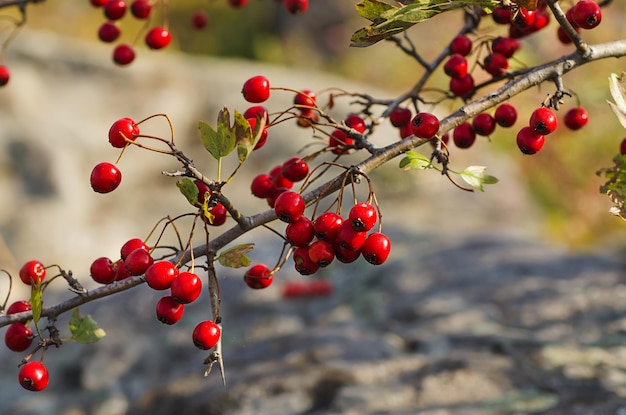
[114,260,131,281]
[348,202,377,232]
[335,221,367,251]
[453,122,476,149]
[192,320,221,349]
[155,295,184,324]
[5,323,34,352]
[194,180,211,205]
[328,129,353,154]
[266,186,289,208]
[443,54,468,79]
[281,157,309,182]
[491,37,520,58]
[512,7,536,28]
[18,361,49,392]
[90,257,117,284]
[492,7,512,24]
[494,103,518,127]
[274,191,305,223]
[108,117,139,148]
[242,75,270,103]
[313,212,344,241]
[228,0,248,7]
[410,112,440,139]
[269,165,293,189]
[250,173,275,198]
[243,264,273,289]
[245,117,269,150]
[170,271,202,304]
[557,26,579,44]
[483,53,508,77]
[207,203,228,226]
[90,162,122,193]
[620,137,626,155]
[294,89,316,108]
[449,74,474,99]
[112,44,135,66]
[243,105,269,124]
[389,106,412,128]
[360,232,391,265]
[333,242,361,264]
[284,0,308,15]
[125,248,154,276]
[6,301,31,315]
[285,216,315,247]
[563,107,589,130]
[191,10,209,30]
[293,246,319,275]
[120,237,149,260]
[91,0,108,6]
[145,261,179,290]
[450,35,472,56]
[130,0,151,19]
[308,240,335,267]
[345,114,366,134]
[472,113,496,136]
[98,21,121,43]
[0,65,9,86]
[529,107,558,135]
[571,0,601,30]
[145,27,172,50]
[104,0,127,20]
[19,260,46,286]
[516,126,545,154]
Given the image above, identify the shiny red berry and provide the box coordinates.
[563,107,589,130]
[529,107,558,135]
[491,37,520,58]
[130,0,151,18]
[269,165,293,189]
[284,0,308,15]
[19,260,46,286]
[104,0,126,20]
[571,0,601,29]
[360,232,391,265]
[313,212,344,241]
[294,89,316,108]
[308,240,335,268]
[98,21,121,43]
[170,271,202,304]
[450,35,472,56]
[333,242,361,264]
[18,361,49,392]
[120,238,149,260]
[410,112,440,139]
[453,122,476,149]
[494,103,518,127]
[345,114,366,134]
[286,217,315,247]
[192,320,221,349]
[114,260,131,281]
[6,301,31,315]
[125,248,154,276]
[483,53,509,77]
[155,295,184,324]
[244,105,269,124]
[389,107,412,128]
[242,75,270,103]
[449,74,474,99]
[293,246,320,275]
[108,117,139,148]
[335,221,367,251]
[90,257,117,284]
[328,129,353,154]
[207,203,228,226]
[90,162,122,193]
[145,261,179,290]
[112,43,136,66]
[472,113,496,136]
[281,157,309,182]
[516,126,545,154]
[0,65,9,86]
[145,27,172,50]
[244,264,273,289]
[443,54,468,79]
[348,202,377,232]
[250,174,275,198]
[274,191,305,223]
[5,323,34,352]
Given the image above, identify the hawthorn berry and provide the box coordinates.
[557,26,579,45]
[104,0,127,20]
[443,54,468,79]
[529,107,558,135]
[512,7,536,28]
[145,261,179,290]
[90,162,122,193]
[194,180,211,205]
[18,361,49,392]
[563,107,589,130]
[313,212,344,241]
[389,106,412,128]
[207,203,228,226]
[250,173,275,198]
[571,0,601,30]
[361,232,391,265]
[19,260,46,285]
[285,216,315,247]
[449,74,474,99]
[472,113,496,136]
[5,323,34,352]
[274,191,305,223]
[114,260,131,281]
[284,0,308,15]
[125,248,154,276]
[108,117,139,148]
[329,129,353,154]
[410,112,440,139]
[242,75,270,103]
[90,257,117,284]
[155,295,184,325]
[492,7,511,24]
[483,53,509,77]
[453,122,476,149]
[450,35,472,56]
[91,0,108,6]
[145,27,172,50]
[0,65,9,86]
[6,301,31,315]
[516,126,545,154]
[243,105,269,124]
[494,103,518,127]
[335,221,367,251]
[98,21,121,43]
[191,11,209,30]
[333,243,361,264]
[246,117,269,149]
[269,165,293,189]
[294,89,316,108]
[281,157,309,182]
[308,240,335,267]
[349,202,377,232]
[293,246,320,275]
[170,271,202,304]
[130,0,151,19]
[491,37,520,59]
[243,264,273,289]
[345,114,367,134]
[266,186,289,208]
[112,44,136,66]
[620,137,626,155]
[120,237,149,260]
[192,320,221,350]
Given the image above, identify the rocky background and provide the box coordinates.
[0,29,625,414]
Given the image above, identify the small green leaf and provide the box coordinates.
[355,0,396,21]
[177,178,199,207]
[30,279,43,325]
[217,243,254,268]
[399,151,432,170]
[459,165,499,192]
[69,308,106,344]
[235,110,256,163]
[198,107,238,160]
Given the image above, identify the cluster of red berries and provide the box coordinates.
[250,157,309,207]
[491,3,551,39]
[329,114,367,154]
[89,0,172,66]
[558,0,603,44]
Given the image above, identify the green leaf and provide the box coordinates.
[355,0,396,21]
[177,178,199,207]
[198,107,238,160]
[217,243,254,268]
[69,308,106,344]
[30,279,43,325]
[399,151,432,170]
[235,110,256,163]
[459,165,499,192]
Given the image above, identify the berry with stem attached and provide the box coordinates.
[125,248,154,276]
[494,103,518,127]
[109,117,139,148]
[516,126,545,154]
[90,162,122,193]
[130,0,151,19]
[281,157,309,182]
[104,0,127,20]
[349,202,377,232]
[443,54,468,79]
[286,216,315,247]
[483,53,509,77]
[450,34,472,56]
[410,112,440,139]
[308,240,335,267]
[145,261,179,290]
[361,232,391,265]
[170,271,202,304]
[571,0,602,30]
[98,21,121,43]
[453,122,476,149]
[313,212,344,241]
[243,263,273,289]
[112,44,136,66]
[335,221,367,251]
[242,75,270,103]
[192,320,221,350]
[155,295,184,325]
[120,238,149,260]
[472,113,496,136]
[19,260,46,285]
[389,107,412,128]
[5,323,34,352]
[529,107,558,135]
[274,191,305,223]
[449,74,474,99]
[90,257,117,284]
[18,361,49,392]
[145,27,172,50]
[251,173,274,198]
[293,246,320,275]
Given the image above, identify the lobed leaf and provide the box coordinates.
[217,243,254,268]
[69,308,106,344]
[459,165,499,192]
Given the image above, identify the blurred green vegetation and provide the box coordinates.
[21,0,626,248]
